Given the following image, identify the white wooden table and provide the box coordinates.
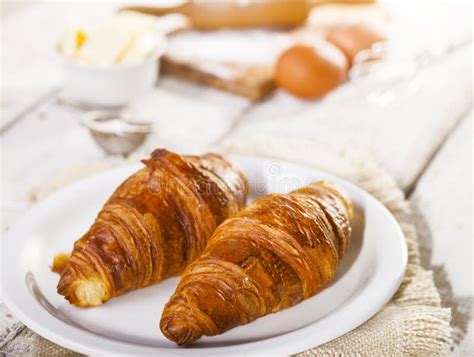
[1,1,472,355]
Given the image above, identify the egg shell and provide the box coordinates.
[274,41,348,99]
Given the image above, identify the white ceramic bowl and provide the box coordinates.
[60,35,167,108]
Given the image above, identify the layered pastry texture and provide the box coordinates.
[160,181,352,345]
[55,149,248,307]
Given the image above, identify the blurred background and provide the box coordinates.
[1,0,472,354]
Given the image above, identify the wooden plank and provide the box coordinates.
[409,110,472,353]
[411,111,472,294]
[0,327,80,356]
[0,303,25,350]
[0,88,59,133]
[225,44,472,191]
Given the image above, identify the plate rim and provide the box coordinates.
[2,155,408,356]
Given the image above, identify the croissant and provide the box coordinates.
[160,181,352,345]
[55,149,247,307]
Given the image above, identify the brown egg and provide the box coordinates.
[274,41,349,99]
[326,23,386,64]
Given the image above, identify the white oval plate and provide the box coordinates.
[2,156,407,356]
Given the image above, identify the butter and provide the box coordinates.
[59,11,163,66]
[60,25,87,57]
[121,32,161,64]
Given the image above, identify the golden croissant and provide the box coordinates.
[160,181,353,345]
[55,149,247,307]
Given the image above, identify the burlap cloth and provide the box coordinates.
[5,137,453,356]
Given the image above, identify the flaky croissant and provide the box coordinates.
[55,149,247,307]
[160,181,352,345]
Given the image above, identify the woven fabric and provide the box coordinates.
[6,137,452,356]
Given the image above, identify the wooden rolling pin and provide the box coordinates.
[122,0,376,29]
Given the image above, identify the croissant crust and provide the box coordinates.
[160,181,352,345]
[56,149,247,307]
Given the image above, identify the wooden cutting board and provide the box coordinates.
[162,29,295,100]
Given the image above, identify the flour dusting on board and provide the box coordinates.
[167,29,293,68]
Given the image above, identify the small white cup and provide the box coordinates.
[60,35,167,108]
